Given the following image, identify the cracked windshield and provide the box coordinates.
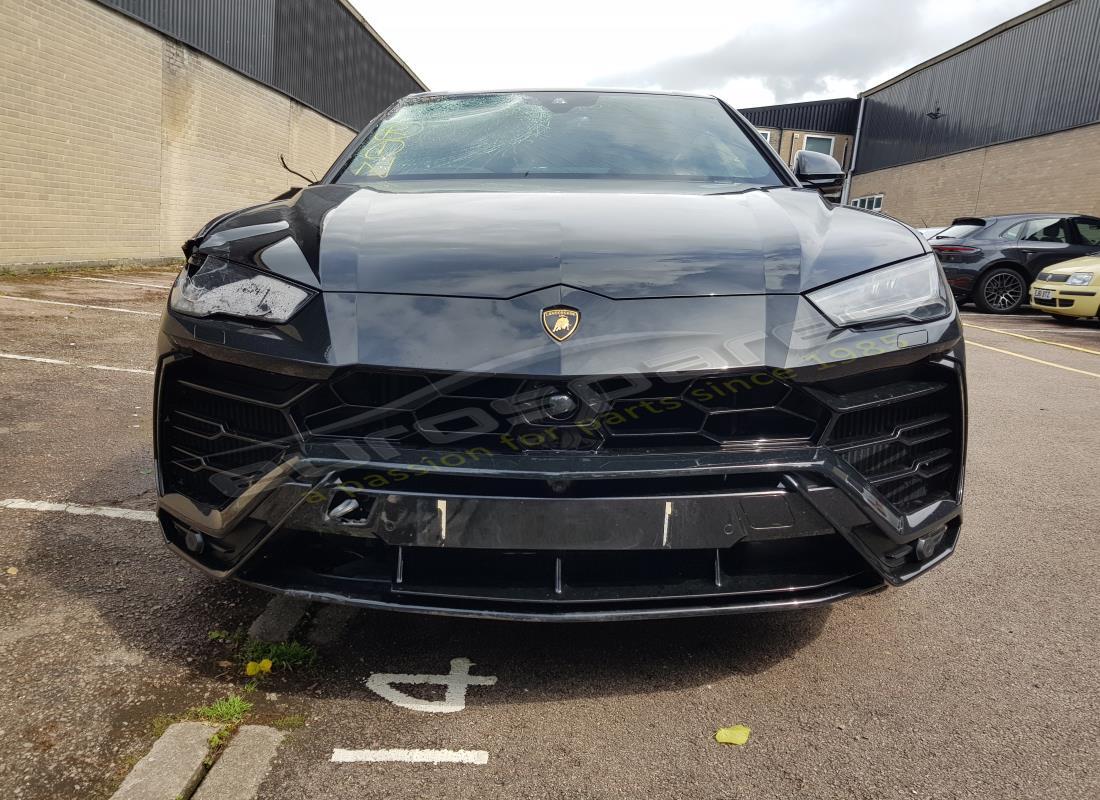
[339,91,782,185]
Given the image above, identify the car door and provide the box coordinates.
[1069,216,1100,256]
[1007,217,1078,278]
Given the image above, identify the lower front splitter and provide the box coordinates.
[228,526,884,621]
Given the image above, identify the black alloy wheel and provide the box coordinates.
[976,267,1027,313]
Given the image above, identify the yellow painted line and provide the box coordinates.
[968,340,1100,378]
[964,322,1100,357]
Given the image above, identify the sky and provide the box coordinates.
[354,0,1043,107]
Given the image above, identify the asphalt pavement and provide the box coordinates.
[0,267,1097,799]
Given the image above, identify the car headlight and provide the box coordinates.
[169,256,315,323]
[1067,271,1094,286]
[807,254,951,327]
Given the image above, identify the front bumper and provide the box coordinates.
[154,322,967,620]
[1029,281,1100,318]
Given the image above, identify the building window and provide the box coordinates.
[757,129,771,144]
[804,135,834,156]
[850,194,884,211]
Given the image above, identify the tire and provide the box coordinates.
[974,267,1027,313]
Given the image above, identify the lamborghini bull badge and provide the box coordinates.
[542,307,580,342]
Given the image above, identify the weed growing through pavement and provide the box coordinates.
[192,694,253,724]
[272,714,306,731]
[190,694,254,766]
[119,631,314,784]
[208,628,318,673]
[149,715,178,739]
[240,639,317,671]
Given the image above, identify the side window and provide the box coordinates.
[999,222,1024,240]
[1071,217,1100,246]
[1019,218,1068,243]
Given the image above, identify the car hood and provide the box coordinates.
[1040,255,1100,274]
[194,184,926,300]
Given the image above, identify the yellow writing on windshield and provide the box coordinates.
[350,121,424,178]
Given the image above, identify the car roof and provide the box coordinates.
[960,213,1088,224]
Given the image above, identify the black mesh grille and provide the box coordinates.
[158,355,962,514]
[159,359,303,509]
[293,368,826,453]
[819,366,963,513]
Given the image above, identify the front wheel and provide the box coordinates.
[974,267,1027,313]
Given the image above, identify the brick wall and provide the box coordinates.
[755,127,854,170]
[0,0,356,268]
[849,122,1100,226]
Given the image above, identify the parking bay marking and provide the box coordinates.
[976,327,1100,333]
[70,276,173,290]
[0,352,153,375]
[0,498,156,522]
[964,322,1100,357]
[959,312,1039,319]
[332,748,489,765]
[0,294,159,317]
[968,341,1100,378]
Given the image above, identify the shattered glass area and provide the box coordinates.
[350,95,549,178]
[172,257,313,323]
[342,92,779,184]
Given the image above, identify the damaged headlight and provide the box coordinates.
[808,253,951,327]
[170,256,315,323]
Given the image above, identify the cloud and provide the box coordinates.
[594,0,1039,103]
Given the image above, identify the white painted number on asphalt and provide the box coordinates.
[366,657,497,713]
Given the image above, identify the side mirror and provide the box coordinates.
[793,149,844,189]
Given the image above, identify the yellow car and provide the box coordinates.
[1029,255,1100,321]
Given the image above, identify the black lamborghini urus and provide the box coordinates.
[155,90,966,620]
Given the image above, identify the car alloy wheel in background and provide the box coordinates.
[977,267,1026,313]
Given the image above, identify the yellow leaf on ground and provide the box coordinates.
[715,725,751,746]
[259,658,273,673]
[5,567,17,575]
[245,661,261,677]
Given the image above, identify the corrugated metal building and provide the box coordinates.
[0,0,425,269]
[740,98,860,173]
[847,0,1100,225]
[741,98,860,138]
[96,0,425,130]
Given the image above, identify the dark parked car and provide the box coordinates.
[155,90,966,621]
[930,214,1100,313]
